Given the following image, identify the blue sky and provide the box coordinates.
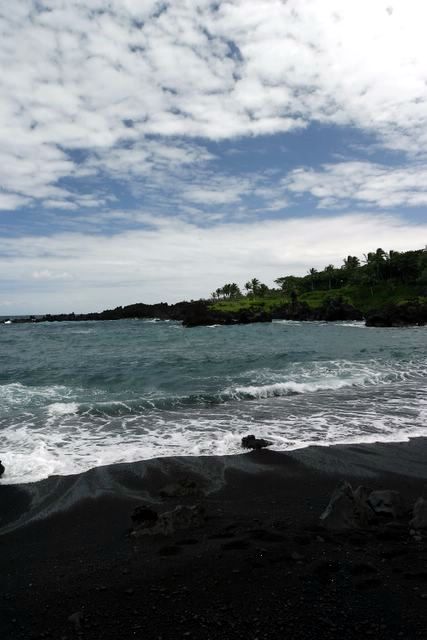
[1,1,427,313]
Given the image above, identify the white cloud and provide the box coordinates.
[32,270,72,281]
[1,212,425,314]
[284,161,427,208]
[0,192,31,210]
[1,1,427,210]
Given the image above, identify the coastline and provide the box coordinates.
[1,437,427,638]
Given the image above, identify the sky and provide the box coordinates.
[1,1,427,314]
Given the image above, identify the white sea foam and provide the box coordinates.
[336,321,367,328]
[1,356,426,485]
[231,378,359,399]
[0,382,77,412]
[1,397,426,485]
[47,402,79,417]
[69,329,94,334]
[1,401,426,485]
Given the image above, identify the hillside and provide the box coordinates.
[210,248,427,322]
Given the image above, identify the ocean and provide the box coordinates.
[0,318,426,484]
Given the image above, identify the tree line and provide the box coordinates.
[211,247,427,300]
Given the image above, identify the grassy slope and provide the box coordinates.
[211,283,425,314]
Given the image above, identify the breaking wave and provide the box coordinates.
[0,319,426,484]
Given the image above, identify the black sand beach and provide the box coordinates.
[1,439,427,639]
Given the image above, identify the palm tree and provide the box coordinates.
[258,283,269,297]
[342,255,360,270]
[323,264,335,290]
[364,248,388,282]
[308,268,318,291]
[250,278,261,296]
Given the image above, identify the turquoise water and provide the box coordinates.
[0,318,426,484]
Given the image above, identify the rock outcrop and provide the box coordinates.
[241,435,272,450]
[272,297,363,322]
[181,302,272,327]
[365,300,427,327]
[320,483,409,531]
[367,489,405,519]
[319,482,375,531]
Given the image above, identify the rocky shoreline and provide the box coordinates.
[5,297,427,328]
[1,438,427,639]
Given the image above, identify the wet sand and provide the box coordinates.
[1,438,427,639]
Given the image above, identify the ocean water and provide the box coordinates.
[0,318,426,484]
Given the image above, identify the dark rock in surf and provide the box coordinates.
[0,461,4,478]
[180,301,273,328]
[365,301,427,327]
[241,435,272,450]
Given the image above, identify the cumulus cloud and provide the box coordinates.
[1,1,427,211]
[1,212,425,314]
[284,161,427,208]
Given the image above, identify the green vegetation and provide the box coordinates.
[211,247,427,314]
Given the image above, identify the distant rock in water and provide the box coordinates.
[181,301,272,328]
[0,461,4,478]
[365,301,427,327]
[241,435,272,450]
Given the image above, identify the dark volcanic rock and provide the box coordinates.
[316,298,364,322]
[365,300,427,327]
[271,301,313,321]
[320,482,375,530]
[320,483,409,530]
[241,435,272,450]
[272,297,363,322]
[181,301,272,327]
[367,490,405,519]
[131,505,159,527]
[180,301,228,327]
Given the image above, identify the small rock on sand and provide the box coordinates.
[241,435,272,450]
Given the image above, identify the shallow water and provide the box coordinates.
[0,318,426,484]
